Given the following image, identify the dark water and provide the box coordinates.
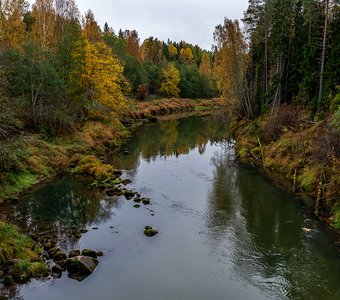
[3,114,340,300]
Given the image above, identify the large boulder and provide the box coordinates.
[65,256,99,280]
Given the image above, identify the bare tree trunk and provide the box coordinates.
[318,0,329,107]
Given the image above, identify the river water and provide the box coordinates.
[3,114,340,300]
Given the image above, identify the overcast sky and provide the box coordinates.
[29,0,249,50]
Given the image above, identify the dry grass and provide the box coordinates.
[235,106,340,223]
[125,98,225,119]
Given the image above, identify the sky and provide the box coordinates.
[29,0,249,50]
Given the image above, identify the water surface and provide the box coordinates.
[3,114,340,300]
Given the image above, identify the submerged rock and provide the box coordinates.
[69,249,81,258]
[121,179,132,185]
[43,241,56,251]
[144,226,158,237]
[48,247,61,259]
[96,251,104,257]
[124,190,135,200]
[52,264,64,274]
[81,249,97,259]
[65,256,99,280]
[53,251,67,262]
[133,197,141,203]
[141,198,151,205]
[106,187,123,197]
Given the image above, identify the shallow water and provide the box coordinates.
[4,114,340,300]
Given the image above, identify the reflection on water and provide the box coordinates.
[207,144,340,299]
[3,113,340,300]
[112,114,232,170]
[1,176,120,250]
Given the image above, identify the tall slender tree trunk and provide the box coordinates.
[318,0,329,107]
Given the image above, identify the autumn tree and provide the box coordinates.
[214,19,248,107]
[159,64,180,98]
[119,29,140,58]
[82,9,101,43]
[140,37,163,63]
[0,0,26,49]
[199,52,212,78]
[168,43,178,60]
[78,41,129,117]
[179,47,194,63]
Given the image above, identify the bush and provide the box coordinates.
[263,105,300,143]
[312,123,340,160]
[70,154,115,182]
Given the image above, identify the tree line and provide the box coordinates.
[213,0,340,119]
[0,0,217,142]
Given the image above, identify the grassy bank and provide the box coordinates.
[233,105,340,227]
[0,98,223,202]
[124,98,225,119]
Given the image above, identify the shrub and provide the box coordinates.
[70,154,115,182]
[263,105,300,143]
[312,123,340,160]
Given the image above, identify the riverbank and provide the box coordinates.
[0,98,224,291]
[233,105,340,228]
[0,98,224,204]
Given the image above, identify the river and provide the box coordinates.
[3,114,340,300]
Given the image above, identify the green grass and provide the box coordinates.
[28,262,50,278]
[0,171,38,200]
[0,221,32,266]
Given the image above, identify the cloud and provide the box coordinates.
[28,0,249,49]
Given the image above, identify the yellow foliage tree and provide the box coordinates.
[214,19,247,100]
[0,0,26,49]
[80,41,129,117]
[179,47,194,63]
[168,43,178,59]
[159,64,180,98]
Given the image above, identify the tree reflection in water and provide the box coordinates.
[206,143,340,300]
[1,176,120,249]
